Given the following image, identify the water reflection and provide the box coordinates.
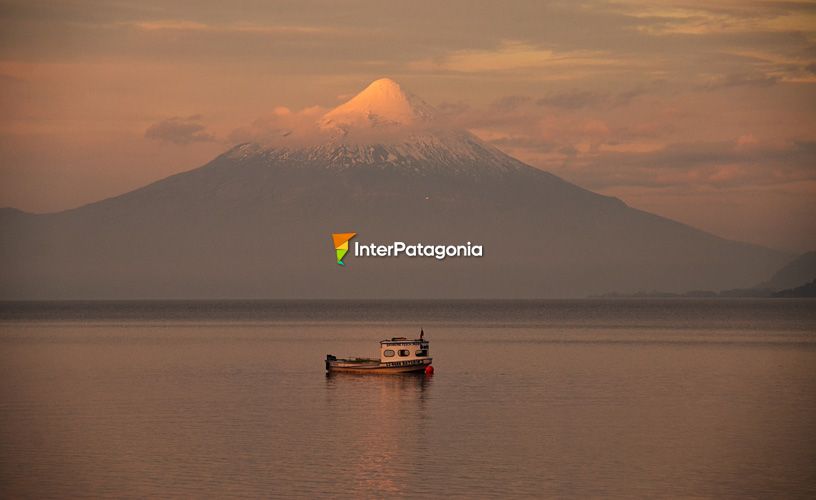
[324,374,432,495]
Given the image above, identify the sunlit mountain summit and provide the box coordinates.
[0,78,786,298]
[320,78,436,130]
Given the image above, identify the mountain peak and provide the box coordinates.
[320,77,435,131]
[364,77,405,94]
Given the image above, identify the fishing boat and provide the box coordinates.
[325,331,433,374]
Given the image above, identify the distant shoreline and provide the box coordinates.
[590,279,816,299]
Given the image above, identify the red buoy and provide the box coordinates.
[425,365,434,375]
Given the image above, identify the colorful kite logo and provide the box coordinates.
[332,233,357,266]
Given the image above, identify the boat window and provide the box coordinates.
[398,349,410,357]
[383,349,395,357]
[415,349,427,357]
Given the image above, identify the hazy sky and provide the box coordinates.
[1,0,814,251]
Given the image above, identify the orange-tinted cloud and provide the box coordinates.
[145,115,215,144]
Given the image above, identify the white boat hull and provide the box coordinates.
[326,356,432,374]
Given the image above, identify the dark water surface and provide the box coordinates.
[1,300,815,498]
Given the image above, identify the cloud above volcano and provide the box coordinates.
[145,115,216,144]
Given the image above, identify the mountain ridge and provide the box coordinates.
[758,251,816,290]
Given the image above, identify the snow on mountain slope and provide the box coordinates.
[226,132,525,175]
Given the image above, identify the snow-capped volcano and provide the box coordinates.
[0,77,787,299]
[241,78,521,174]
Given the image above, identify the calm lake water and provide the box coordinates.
[1,300,815,498]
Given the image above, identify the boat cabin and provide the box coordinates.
[379,337,430,364]
[325,333,432,374]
